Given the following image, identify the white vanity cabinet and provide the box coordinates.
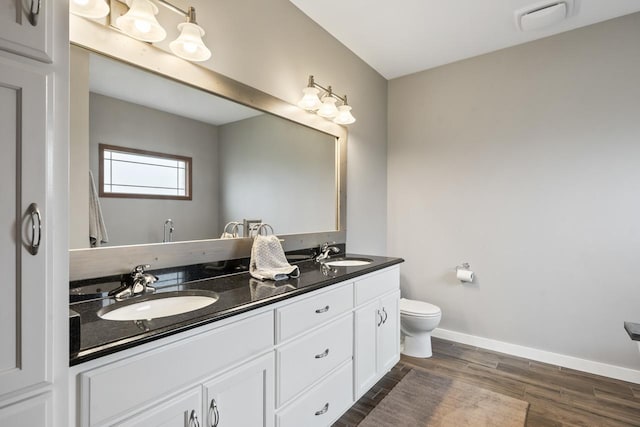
[0,0,53,62]
[71,265,402,427]
[354,268,401,399]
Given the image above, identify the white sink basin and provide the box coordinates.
[98,291,219,321]
[322,258,373,267]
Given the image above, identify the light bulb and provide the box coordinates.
[317,97,339,118]
[115,0,166,42]
[70,0,110,19]
[333,105,356,125]
[169,22,211,62]
[297,87,321,111]
[134,19,151,33]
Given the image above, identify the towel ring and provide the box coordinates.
[256,223,275,236]
[223,221,243,237]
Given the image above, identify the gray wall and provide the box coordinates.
[152,0,389,254]
[218,114,337,235]
[89,93,219,246]
[388,13,640,370]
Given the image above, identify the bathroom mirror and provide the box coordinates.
[70,50,338,248]
[69,16,346,280]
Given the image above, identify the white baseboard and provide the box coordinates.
[432,328,640,385]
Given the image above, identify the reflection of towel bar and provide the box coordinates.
[455,262,470,271]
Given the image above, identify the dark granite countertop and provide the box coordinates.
[69,254,404,366]
[624,322,640,341]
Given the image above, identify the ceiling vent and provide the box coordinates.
[515,0,575,32]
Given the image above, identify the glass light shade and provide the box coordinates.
[115,0,166,43]
[333,105,356,125]
[297,87,322,111]
[170,22,212,62]
[317,96,339,118]
[70,0,110,19]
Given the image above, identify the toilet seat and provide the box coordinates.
[400,298,441,317]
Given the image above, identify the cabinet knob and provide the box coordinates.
[315,402,330,416]
[314,348,330,359]
[209,399,220,427]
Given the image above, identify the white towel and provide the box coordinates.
[88,170,109,247]
[250,234,300,281]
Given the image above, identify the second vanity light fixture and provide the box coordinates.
[70,0,212,62]
[298,75,356,125]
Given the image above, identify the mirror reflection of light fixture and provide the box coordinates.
[169,7,211,62]
[298,75,356,125]
[70,0,110,19]
[116,0,166,42]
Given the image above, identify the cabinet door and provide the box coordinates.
[377,291,400,374]
[203,353,274,427]
[0,392,51,427]
[0,0,52,62]
[0,58,48,397]
[117,387,202,427]
[353,299,379,400]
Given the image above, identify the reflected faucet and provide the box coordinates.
[163,219,175,243]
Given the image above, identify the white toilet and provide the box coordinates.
[399,298,442,358]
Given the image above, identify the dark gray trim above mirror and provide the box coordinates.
[69,16,347,280]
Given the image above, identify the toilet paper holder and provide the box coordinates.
[455,262,471,272]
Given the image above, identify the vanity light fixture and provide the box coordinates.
[298,75,356,125]
[72,0,213,62]
[70,0,110,19]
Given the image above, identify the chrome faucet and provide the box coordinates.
[109,264,158,300]
[163,219,174,243]
[315,242,340,262]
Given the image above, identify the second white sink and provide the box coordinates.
[99,291,219,321]
[323,258,373,267]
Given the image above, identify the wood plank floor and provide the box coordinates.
[333,338,640,426]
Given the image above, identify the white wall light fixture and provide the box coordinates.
[72,0,212,62]
[514,0,575,32]
[298,75,356,125]
[70,0,110,19]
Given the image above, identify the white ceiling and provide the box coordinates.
[89,54,262,126]
[289,0,640,79]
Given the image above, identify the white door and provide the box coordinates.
[117,387,203,427]
[377,291,400,374]
[0,57,48,397]
[0,0,52,61]
[0,392,51,427]
[353,299,379,399]
[203,353,274,427]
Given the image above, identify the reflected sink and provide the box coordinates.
[322,257,373,267]
[98,290,219,321]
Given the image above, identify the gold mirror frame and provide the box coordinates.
[69,15,347,280]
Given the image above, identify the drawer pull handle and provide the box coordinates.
[315,305,330,314]
[377,309,383,327]
[382,307,388,324]
[188,410,201,427]
[28,203,42,256]
[209,398,219,427]
[315,402,329,416]
[315,348,330,359]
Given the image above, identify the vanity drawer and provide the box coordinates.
[276,361,353,427]
[80,311,273,427]
[276,283,353,342]
[354,267,400,306]
[277,314,352,406]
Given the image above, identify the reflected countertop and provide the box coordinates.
[69,254,404,366]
